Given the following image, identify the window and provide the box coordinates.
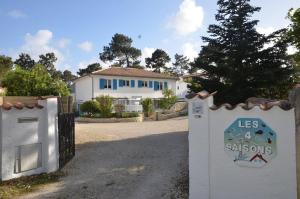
[177,86,180,90]
[104,79,112,89]
[159,82,163,90]
[121,80,130,87]
[142,81,148,87]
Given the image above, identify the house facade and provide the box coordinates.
[73,67,188,110]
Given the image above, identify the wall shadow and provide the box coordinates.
[24,131,188,199]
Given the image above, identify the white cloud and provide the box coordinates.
[58,38,71,48]
[287,46,298,55]
[12,29,65,69]
[77,57,99,69]
[168,0,204,36]
[182,42,198,60]
[256,27,275,35]
[140,47,155,66]
[78,41,93,52]
[8,9,26,19]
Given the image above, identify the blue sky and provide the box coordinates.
[0,0,300,74]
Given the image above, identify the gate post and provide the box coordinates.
[39,97,59,172]
[188,91,215,199]
[289,87,300,199]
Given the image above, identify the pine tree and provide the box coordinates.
[190,0,295,105]
[99,33,141,67]
[171,54,190,76]
[145,49,171,73]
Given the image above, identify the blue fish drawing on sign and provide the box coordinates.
[224,118,277,167]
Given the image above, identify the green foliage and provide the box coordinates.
[96,95,113,117]
[189,0,295,105]
[38,52,57,77]
[145,49,171,73]
[77,63,102,76]
[288,8,300,78]
[2,65,70,96]
[142,98,153,117]
[160,89,177,110]
[119,112,139,118]
[0,55,13,81]
[0,171,64,199]
[171,54,190,76]
[114,104,125,117]
[80,100,100,116]
[14,53,35,70]
[61,70,76,86]
[99,33,142,67]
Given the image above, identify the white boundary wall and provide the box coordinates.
[0,98,59,181]
[189,94,297,199]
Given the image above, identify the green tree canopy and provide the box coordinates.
[0,55,13,81]
[38,52,58,77]
[288,8,300,76]
[61,70,76,86]
[99,33,142,67]
[171,54,190,76]
[2,64,69,96]
[77,63,102,76]
[145,49,171,73]
[14,53,35,70]
[189,0,295,105]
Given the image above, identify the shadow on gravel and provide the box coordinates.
[27,131,189,199]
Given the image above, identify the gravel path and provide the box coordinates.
[19,117,188,199]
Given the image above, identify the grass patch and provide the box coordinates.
[0,171,65,199]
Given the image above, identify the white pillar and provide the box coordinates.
[188,96,212,199]
[39,98,59,172]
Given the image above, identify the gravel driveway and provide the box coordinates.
[20,117,188,199]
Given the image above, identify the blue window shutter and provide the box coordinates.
[99,78,105,89]
[154,81,159,91]
[138,80,142,88]
[131,80,135,88]
[113,79,118,90]
[119,79,123,87]
[164,82,168,89]
[149,81,153,88]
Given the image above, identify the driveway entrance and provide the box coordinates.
[20,117,188,199]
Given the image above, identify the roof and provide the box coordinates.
[1,102,43,110]
[182,72,206,78]
[91,67,179,80]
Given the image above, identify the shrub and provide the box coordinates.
[160,89,177,110]
[96,95,113,118]
[142,98,153,117]
[114,104,125,116]
[2,65,70,96]
[80,100,100,117]
[120,112,139,118]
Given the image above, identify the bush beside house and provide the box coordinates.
[142,98,153,117]
[160,89,177,110]
[96,95,113,118]
[80,95,139,120]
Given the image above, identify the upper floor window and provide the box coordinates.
[142,81,148,87]
[159,82,163,90]
[121,80,130,87]
[104,79,112,89]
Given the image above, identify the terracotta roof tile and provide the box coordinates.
[187,90,293,111]
[91,67,179,80]
[186,90,217,99]
[1,102,44,110]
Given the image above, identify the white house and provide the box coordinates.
[73,67,188,110]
